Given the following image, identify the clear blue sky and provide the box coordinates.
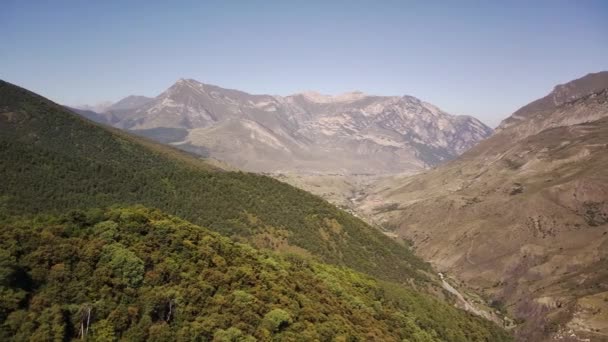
[1,1,607,127]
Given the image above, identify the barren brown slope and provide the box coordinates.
[498,71,608,133]
[359,87,608,341]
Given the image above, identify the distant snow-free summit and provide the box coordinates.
[74,79,493,174]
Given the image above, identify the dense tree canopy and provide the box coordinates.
[0,207,511,341]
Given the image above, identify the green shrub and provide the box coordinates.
[262,308,292,332]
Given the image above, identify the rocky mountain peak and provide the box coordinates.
[164,78,206,96]
[296,90,369,103]
[550,71,608,103]
[497,71,608,132]
[76,78,493,174]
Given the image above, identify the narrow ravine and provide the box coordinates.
[438,272,510,327]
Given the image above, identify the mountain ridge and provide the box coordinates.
[497,71,608,132]
[75,78,492,174]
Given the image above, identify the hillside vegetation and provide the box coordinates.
[0,80,427,284]
[0,206,512,341]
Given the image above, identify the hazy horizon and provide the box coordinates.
[2,1,607,127]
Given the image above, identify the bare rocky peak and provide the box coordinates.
[497,71,608,132]
[296,90,368,103]
[77,78,493,174]
[465,75,608,160]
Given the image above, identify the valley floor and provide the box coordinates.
[272,172,516,325]
[272,170,608,342]
[271,172,411,228]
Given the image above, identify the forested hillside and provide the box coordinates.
[0,79,426,285]
[0,206,511,341]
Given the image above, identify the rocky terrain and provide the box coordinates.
[357,72,608,341]
[73,79,492,174]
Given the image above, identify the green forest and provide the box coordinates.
[0,206,511,341]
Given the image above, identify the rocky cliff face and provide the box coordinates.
[497,71,608,133]
[76,79,492,174]
[358,73,608,341]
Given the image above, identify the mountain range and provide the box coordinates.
[0,79,512,341]
[4,70,607,341]
[73,79,492,174]
[357,71,608,341]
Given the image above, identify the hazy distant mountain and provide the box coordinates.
[73,101,113,113]
[105,95,153,112]
[68,96,153,126]
[65,106,112,125]
[77,79,492,174]
[358,72,608,341]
